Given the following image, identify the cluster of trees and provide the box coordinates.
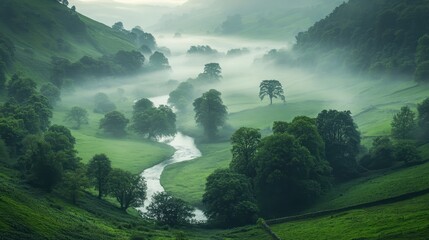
[359,98,429,170]
[203,109,365,227]
[290,0,429,81]
[187,45,219,56]
[168,82,196,112]
[226,48,250,57]
[50,50,145,87]
[132,98,176,139]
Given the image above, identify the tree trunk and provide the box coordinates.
[270,97,273,105]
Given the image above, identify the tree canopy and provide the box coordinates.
[146,192,195,226]
[87,154,111,199]
[259,80,285,105]
[391,106,416,139]
[229,127,261,178]
[193,89,228,140]
[108,168,147,211]
[99,111,129,137]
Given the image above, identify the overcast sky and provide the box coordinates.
[75,0,188,7]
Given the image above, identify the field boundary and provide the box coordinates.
[266,188,429,225]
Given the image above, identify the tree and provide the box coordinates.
[417,97,429,140]
[61,166,89,204]
[193,89,228,140]
[197,63,222,83]
[108,168,147,211]
[25,94,53,132]
[99,111,129,137]
[0,61,6,92]
[44,125,79,171]
[272,121,289,134]
[40,83,61,106]
[203,169,258,228]
[112,22,124,31]
[259,80,285,105]
[391,106,416,139]
[7,74,37,103]
[132,103,176,139]
[149,51,170,70]
[0,117,25,156]
[87,154,111,199]
[65,106,89,129]
[360,137,395,170]
[316,110,361,180]
[168,82,195,112]
[114,50,145,72]
[394,141,422,164]
[229,127,261,178]
[253,134,322,216]
[18,140,63,192]
[146,192,195,226]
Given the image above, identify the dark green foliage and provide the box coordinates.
[0,61,6,92]
[229,127,261,178]
[226,48,250,57]
[291,0,429,78]
[0,117,25,155]
[99,111,129,137]
[168,82,195,112]
[65,106,89,129]
[7,74,37,103]
[132,99,176,139]
[146,192,194,226]
[93,92,116,114]
[0,33,15,66]
[394,141,422,164]
[259,80,285,105]
[193,89,228,140]
[272,121,289,134]
[107,168,146,211]
[203,169,259,228]
[360,137,395,170]
[316,110,360,180]
[113,50,145,72]
[0,139,9,162]
[87,154,112,199]
[417,97,429,140]
[40,83,61,106]
[254,134,322,216]
[140,45,153,56]
[61,165,89,204]
[18,139,63,192]
[196,63,222,83]
[149,51,170,70]
[44,125,79,170]
[187,45,218,55]
[415,61,429,82]
[288,116,332,189]
[25,94,53,132]
[391,106,416,139]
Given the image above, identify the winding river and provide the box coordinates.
[137,95,207,221]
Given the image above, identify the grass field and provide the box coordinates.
[220,193,429,240]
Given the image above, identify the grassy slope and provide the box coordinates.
[0,0,135,82]
[220,193,429,240]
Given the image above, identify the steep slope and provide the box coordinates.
[0,0,136,82]
[291,0,429,81]
[151,0,343,41]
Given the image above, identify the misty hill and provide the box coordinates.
[0,0,137,82]
[150,0,343,41]
[291,0,429,81]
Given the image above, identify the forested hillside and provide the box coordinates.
[0,0,137,82]
[291,0,429,81]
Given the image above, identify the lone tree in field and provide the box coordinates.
[107,168,147,211]
[229,127,261,178]
[193,89,228,140]
[391,106,416,139]
[417,97,429,139]
[65,106,88,129]
[259,80,285,105]
[87,154,111,199]
[146,192,195,226]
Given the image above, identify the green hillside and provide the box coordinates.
[289,0,429,81]
[0,0,136,82]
